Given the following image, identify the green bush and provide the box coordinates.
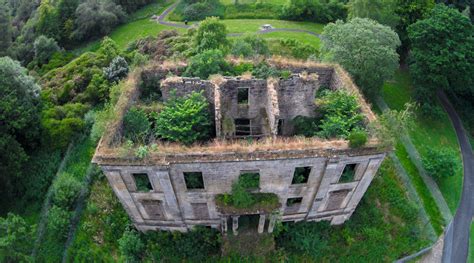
[231,179,255,208]
[184,49,231,79]
[47,205,72,239]
[279,39,319,59]
[232,62,254,75]
[123,107,151,143]
[422,147,459,179]
[144,226,221,262]
[280,0,347,23]
[0,213,35,263]
[252,62,280,79]
[118,229,144,263]
[154,91,211,145]
[193,17,229,53]
[231,39,254,57]
[316,90,364,139]
[224,3,281,19]
[41,103,90,148]
[51,172,83,210]
[292,115,320,137]
[348,129,368,148]
[183,0,225,21]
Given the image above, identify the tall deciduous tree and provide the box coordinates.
[0,1,12,56]
[73,0,125,41]
[395,0,434,56]
[321,18,400,95]
[193,17,229,53]
[34,35,60,65]
[348,0,399,28]
[0,57,40,198]
[408,4,474,105]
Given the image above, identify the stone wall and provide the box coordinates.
[100,152,385,232]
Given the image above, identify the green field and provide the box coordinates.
[382,70,463,213]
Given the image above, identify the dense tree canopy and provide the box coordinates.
[0,57,40,198]
[0,1,12,57]
[34,35,61,65]
[280,0,347,23]
[73,0,126,41]
[193,17,229,53]
[348,0,399,27]
[408,4,474,105]
[395,0,434,55]
[0,213,35,262]
[321,18,400,95]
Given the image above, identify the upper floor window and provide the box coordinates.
[239,171,260,189]
[291,167,311,184]
[132,173,153,192]
[237,87,249,105]
[184,172,205,190]
[339,163,357,183]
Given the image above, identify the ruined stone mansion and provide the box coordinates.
[93,59,387,235]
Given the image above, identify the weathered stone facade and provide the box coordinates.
[93,61,387,234]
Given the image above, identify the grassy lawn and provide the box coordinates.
[221,19,324,34]
[382,70,463,214]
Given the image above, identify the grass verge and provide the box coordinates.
[394,142,445,235]
[382,69,463,213]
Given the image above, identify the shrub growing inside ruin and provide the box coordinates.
[184,49,230,79]
[123,107,151,143]
[422,147,459,179]
[292,116,320,137]
[348,130,368,148]
[154,91,211,145]
[316,90,364,139]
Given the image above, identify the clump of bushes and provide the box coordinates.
[316,90,365,139]
[103,56,129,83]
[280,0,347,23]
[184,49,231,79]
[123,107,151,143]
[348,130,368,148]
[216,176,280,213]
[51,172,83,210]
[231,34,270,58]
[171,0,225,21]
[292,90,366,140]
[154,91,211,145]
[422,147,459,179]
[277,39,319,60]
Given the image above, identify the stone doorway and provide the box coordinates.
[238,214,260,232]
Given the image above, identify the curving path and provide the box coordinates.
[156,2,321,38]
[438,90,474,263]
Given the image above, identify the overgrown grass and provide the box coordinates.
[382,69,463,213]
[394,142,445,235]
[276,159,431,261]
[35,136,96,263]
[66,176,129,262]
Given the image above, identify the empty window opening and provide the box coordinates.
[184,172,205,189]
[237,87,249,105]
[235,118,251,136]
[133,173,153,192]
[277,119,284,135]
[286,197,303,207]
[142,200,164,219]
[239,171,260,189]
[339,164,357,183]
[291,167,312,184]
